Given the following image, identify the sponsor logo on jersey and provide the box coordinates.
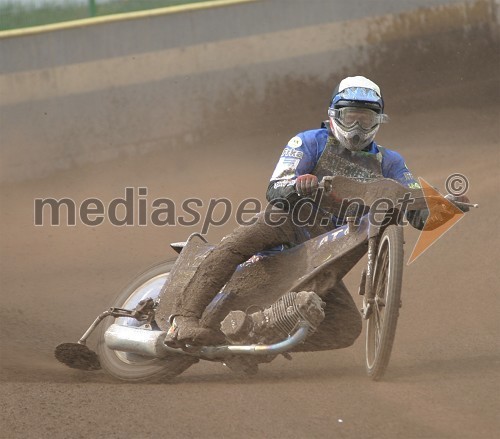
[287,136,303,149]
[281,147,304,159]
[273,179,296,189]
[270,157,300,181]
[407,183,421,189]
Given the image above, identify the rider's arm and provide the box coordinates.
[380,148,429,230]
[405,209,429,230]
[380,148,421,190]
[266,133,319,208]
[381,150,471,229]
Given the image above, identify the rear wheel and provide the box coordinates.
[365,225,404,381]
[97,260,197,382]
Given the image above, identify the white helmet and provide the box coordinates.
[328,76,389,151]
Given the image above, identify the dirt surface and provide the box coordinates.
[1,25,500,439]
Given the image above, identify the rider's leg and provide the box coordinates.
[166,209,306,345]
[293,280,362,351]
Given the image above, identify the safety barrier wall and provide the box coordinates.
[0,0,497,182]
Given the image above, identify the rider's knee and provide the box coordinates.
[342,315,362,347]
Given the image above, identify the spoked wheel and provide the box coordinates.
[365,225,404,381]
[97,260,197,382]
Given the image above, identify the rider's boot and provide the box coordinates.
[163,253,236,347]
[164,315,221,347]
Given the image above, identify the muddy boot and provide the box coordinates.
[164,315,222,347]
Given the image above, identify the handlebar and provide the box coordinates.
[317,176,478,211]
[451,201,479,210]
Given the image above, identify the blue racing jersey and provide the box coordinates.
[267,128,421,202]
[266,128,427,230]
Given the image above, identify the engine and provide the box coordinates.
[220,291,325,345]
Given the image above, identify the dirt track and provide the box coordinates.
[1,21,500,439]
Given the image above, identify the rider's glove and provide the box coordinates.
[424,194,470,230]
[295,174,319,197]
[424,207,455,231]
[445,194,471,212]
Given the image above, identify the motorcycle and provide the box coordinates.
[55,176,476,381]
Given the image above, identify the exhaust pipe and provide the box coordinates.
[104,321,311,360]
[200,321,310,359]
[104,324,169,358]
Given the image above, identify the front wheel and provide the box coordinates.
[97,260,197,382]
[365,225,404,381]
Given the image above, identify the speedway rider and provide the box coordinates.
[165,76,453,346]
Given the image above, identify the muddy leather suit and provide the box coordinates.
[170,127,424,326]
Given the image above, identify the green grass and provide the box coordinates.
[0,0,214,31]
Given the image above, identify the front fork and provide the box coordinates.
[360,236,378,319]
